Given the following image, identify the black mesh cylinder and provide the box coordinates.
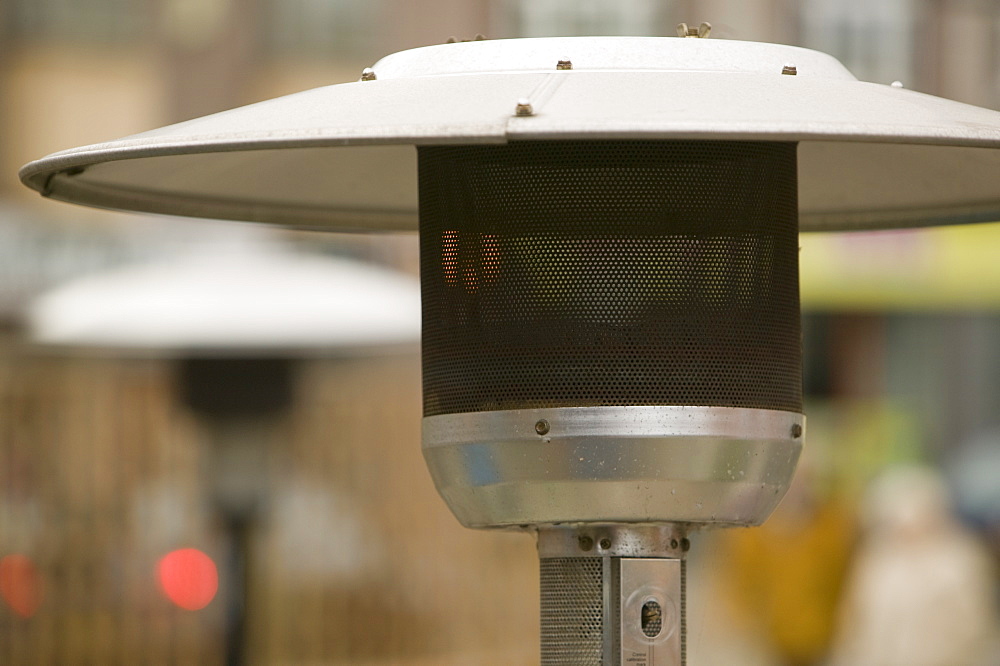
[418,141,800,416]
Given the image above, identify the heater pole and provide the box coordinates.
[537,526,687,666]
[221,509,252,666]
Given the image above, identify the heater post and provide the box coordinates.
[538,525,687,666]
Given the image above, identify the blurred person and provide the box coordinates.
[828,465,1000,666]
[712,452,857,666]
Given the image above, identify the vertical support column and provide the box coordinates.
[538,527,688,666]
[539,556,685,665]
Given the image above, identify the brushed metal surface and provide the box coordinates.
[537,525,688,559]
[620,558,683,666]
[422,406,803,528]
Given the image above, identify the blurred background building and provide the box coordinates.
[1,1,1000,664]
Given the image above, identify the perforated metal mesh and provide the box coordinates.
[540,558,604,665]
[641,601,663,638]
[418,141,800,416]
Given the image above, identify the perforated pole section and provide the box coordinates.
[418,141,800,416]
[540,558,604,665]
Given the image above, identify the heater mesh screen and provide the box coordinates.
[539,558,604,665]
[419,141,800,416]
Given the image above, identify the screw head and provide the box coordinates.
[534,419,550,436]
[680,538,691,552]
[782,64,798,76]
[677,22,711,38]
[670,538,679,549]
[578,536,594,551]
[791,423,803,438]
[556,59,573,70]
[360,68,377,81]
[514,99,534,117]
[599,538,612,550]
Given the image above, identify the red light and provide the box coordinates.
[157,548,218,611]
[0,554,43,618]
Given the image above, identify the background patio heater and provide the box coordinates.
[27,232,420,665]
[20,32,1000,665]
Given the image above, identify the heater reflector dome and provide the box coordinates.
[19,36,1000,232]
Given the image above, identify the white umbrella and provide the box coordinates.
[27,234,420,355]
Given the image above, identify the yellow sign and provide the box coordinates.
[800,223,1000,310]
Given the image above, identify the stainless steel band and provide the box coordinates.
[423,404,802,445]
[537,524,689,559]
[422,405,804,529]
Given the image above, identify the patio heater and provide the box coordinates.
[20,32,1000,665]
[27,234,420,664]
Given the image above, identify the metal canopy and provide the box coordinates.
[19,36,1000,232]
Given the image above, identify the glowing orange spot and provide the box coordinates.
[442,231,502,292]
[442,231,459,284]
[462,264,479,291]
[157,548,218,611]
[0,554,43,618]
[481,234,501,283]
